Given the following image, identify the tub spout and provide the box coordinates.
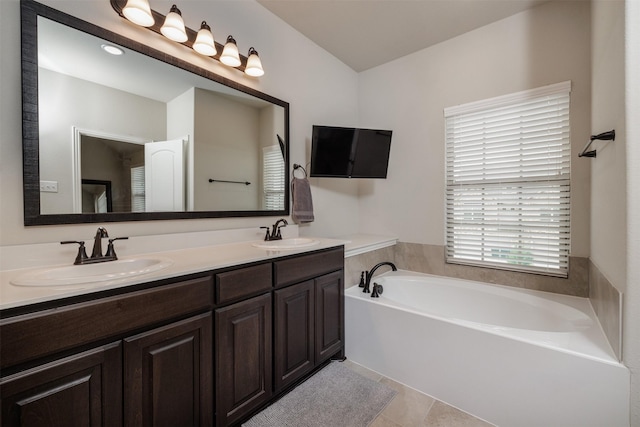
[364,262,397,295]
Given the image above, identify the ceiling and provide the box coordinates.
[256,0,549,72]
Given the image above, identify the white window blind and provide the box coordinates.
[263,145,285,210]
[131,165,145,212]
[444,82,571,277]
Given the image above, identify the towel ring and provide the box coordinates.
[293,163,307,178]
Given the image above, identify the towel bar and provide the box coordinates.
[579,129,615,158]
[208,179,251,185]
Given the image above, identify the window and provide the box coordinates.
[444,82,571,277]
[131,165,145,212]
[262,145,285,210]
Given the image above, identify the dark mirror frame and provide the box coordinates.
[21,0,290,226]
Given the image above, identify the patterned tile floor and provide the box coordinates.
[342,360,494,427]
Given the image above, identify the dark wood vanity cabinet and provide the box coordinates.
[1,341,122,427]
[273,250,344,394]
[274,280,315,392]
[0,246,345,427]
[314,270,344,364]
[0,275,214,427]
[215,293,273,427]
[124,313,213,427]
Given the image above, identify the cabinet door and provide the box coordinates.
[124,313,213,427]
[1,341,122,427]
[274,280,315,392]
[315,270,344,364]
[215,293,272,427]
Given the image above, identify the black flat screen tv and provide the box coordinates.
[310,125,392,178]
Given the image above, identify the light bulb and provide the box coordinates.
[122,0,154,27]
[220,35,241,67]
[160,5,188,43]
[245,47,264,77]
[193,21,217,56]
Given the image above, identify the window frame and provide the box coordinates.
[444,81,572,277]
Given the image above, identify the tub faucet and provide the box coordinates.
[363,262,397,295]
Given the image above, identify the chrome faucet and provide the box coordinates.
[362,262,397,297]
[261,218,288,241]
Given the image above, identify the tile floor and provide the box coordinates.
[342,359,494,427]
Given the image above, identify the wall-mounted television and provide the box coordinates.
[309,125,393,178]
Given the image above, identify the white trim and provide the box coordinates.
[444,81,571,117]
[71,127,150,213]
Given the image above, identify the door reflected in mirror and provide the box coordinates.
[81,179,112,213]
[21,0,289,225]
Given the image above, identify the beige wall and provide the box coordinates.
[38,69,166,214]
[357,1,592,259]
[591,0,627,291]
[624,0,640,423]
[193,89,260,211]
[0,0,360,245]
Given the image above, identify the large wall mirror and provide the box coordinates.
[21,0,289,225]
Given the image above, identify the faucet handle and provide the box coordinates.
[105,237,128,259]
[362,270,370,293]
[371,282,383,298]
[260,226,270,241]
[358,271,366,288]
[61,240,88,265]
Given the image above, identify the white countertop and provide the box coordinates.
[0,237,346,311]
[341,234,398,257]
[0,226,398,311]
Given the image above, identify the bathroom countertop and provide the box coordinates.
[0,237,346,311]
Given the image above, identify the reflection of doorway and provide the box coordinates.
[81,179,113,213]
[72,127,148,213]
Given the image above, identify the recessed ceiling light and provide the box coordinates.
[101,44,124,56]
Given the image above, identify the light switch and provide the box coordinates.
[40,180,58,193]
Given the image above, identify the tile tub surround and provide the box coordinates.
[344,245,396,288]
[345,241,588,297]
[395,242,589,297]
[590,260,623,361]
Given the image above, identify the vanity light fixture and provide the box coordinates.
[122,0,154,27]
[245,47,264,77]
[160,5,188,43]
[101,44,125,55]
[193,21,216,56]
[111,0,263,75]
[220,35,241,67]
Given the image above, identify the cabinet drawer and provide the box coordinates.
[274,247,344,288]
[0,275,214,370]
[215,263,272,305]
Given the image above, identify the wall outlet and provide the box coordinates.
[40,180,58,193]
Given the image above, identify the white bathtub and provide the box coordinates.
[345,271,629,427]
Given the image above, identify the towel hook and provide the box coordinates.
[293,163,307,178]
[579,129,615,158]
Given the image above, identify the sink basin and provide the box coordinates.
[11,258,173,287]
[252,238,320,250]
